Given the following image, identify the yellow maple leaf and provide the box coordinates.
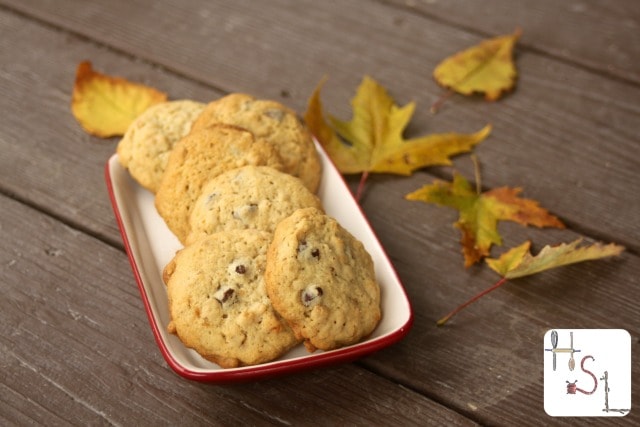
[71,61,167,138]
[406,172,564,267]
[437,238,624,325]
[486,239,625,279]
[304,76,491,199]
[433,29,522,104]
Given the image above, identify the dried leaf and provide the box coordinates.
[438,239,624,325]
[406,172,564,267]
[304,76,490,199]
[304,76,363,173]
[71,61,167,137]
[486,239,625,279]
[434,29,522,102]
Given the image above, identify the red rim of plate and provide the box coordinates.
[104,145,413,382]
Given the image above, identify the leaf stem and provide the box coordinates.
[471,154,482,194]
[355,170,369,202]
[436,277,509,326]
[430,90,455,114]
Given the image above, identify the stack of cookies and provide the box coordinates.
[117,94,381,368]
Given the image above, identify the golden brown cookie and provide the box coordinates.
[155,124,283,243]
[186,166,323,245]
[265,207,381,352]
[191,94,321,192]
[116,100,205,193]
[164,230,300,368]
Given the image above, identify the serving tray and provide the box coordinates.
[105,142,413,382]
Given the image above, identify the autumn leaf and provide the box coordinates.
[437,239,625,325]
[486,239,625,279]
[405,172,564,267]
[304,75,491,200]
[71,61,167,138]
[431,29,522,111]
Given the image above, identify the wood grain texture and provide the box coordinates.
[0,194,474,426]
[0,0,638,425]
[3,0,639,252]
[0,8,223,246]
[384,0,640,84]
[355,172,639,425]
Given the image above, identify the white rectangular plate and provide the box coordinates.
[105,142,413,382]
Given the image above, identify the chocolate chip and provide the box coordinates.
[311,249,320,259]
[301,286,323,307]
[228,258,251,276]
[214,286,237,306]
[221,288,234,303]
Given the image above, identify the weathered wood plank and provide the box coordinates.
[2,0,639,252]
[0,7,223,246]
[385,0,640,84]
[0,1,638,425]
[0,194,476,426]
[355,173,640,425]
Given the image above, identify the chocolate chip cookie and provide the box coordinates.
[155,124,283,243]
[190,93,322,192]
[164,230,300,368]
[116,100,205,193]
[265,207,381,352]
[186,166,323,245]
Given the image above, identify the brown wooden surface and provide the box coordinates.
[1,1,638,425]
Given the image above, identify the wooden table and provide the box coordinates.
[1,1,638,425]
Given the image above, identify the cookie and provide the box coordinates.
[116,100,205,193]
[164,230,300,368]
[190,93,322,192]
[155,124,283,243]
[186,166,323,245]
[265,207,381,352]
